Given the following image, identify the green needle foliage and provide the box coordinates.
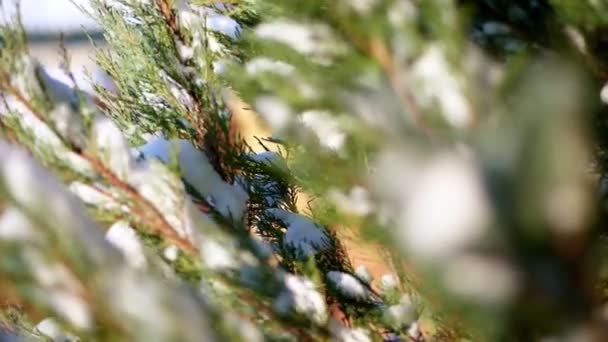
[2,0,608,341]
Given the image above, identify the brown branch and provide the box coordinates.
[80,152,198,255]
[339,31,433,139]
[1,74,198,255]
[367,37,433,139]
[153,0,243,182]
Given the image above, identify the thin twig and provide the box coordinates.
[80,152,198,255]
[367,36,433,139]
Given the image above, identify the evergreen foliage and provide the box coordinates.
[2,0,608,340]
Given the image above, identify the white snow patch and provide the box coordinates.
[274,274,327,324]
[129,160,199,241]
[49,290,91,330]
[177,1,240,38]
[267,209,330,259]
[354,265,373,285]
[299,110,345,150]
[383,303,415,328]
[139,138,248,222]
[380,274,398,291]
[246,57,295,76]
[105,221,147,269]
[255,21,333,56]
[398,153,490,261]
[69,181,120,211]
[36,318,77,342]
[163,245,180,262]
[206,12,241,38]
[1,102,60,146]
[176,40,195,62]
[329,320,371,342]
[349,0,379,14]
[0,207,37,241]
[326,271,369,300]
[601,82,608,105]
[200,239,238,270]
[50,104,87,149]
[255,96,292,133]
[1,100,93,175]
[0,143,111,262]
[411,45,473,129]
[91,116,134,181]
[328,186,373,216]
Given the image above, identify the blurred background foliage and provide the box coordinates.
[2,0,608,341]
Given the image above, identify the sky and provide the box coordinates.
[1,0,99,32]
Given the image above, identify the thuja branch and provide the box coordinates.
[153,0,242,181]
[79,152,198,255]
[0,75,198,255]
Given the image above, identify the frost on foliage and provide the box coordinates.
[140,138,248,222]
[48,291,92,330]
[255,20,340,62]
[0,143,117,264]
[36,317,78,342]
[274,274,327,324]
[200,238,238,270]
[326,271,371,301]
[50,104,88,149]
[411,45,474,129]
[0,145,213,338]
[328,186,373,216]
[0,206,37,242]
[163,245,180,262]
[380,274,398,291]
[101,0,147,26]
[347,0,380,14]
[267,209,330,259]
[254,96,293,133]
[129,159,202,242]
[69,181,121,211]
[176,0,241,38]
[383,301,416,329]
[91,116,135,181]
[105,221,147,269]
[329,320,371,342]
[299,110,346,150]
[107,267,214,342]
[354,265,373,285]
[245,57,295,76]
[159,70,196,111]
[26,252,92,329]
[1,101,92,175]
[1,100,60,146]
[175,0,240,58]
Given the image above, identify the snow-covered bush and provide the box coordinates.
[2,0,608,340]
